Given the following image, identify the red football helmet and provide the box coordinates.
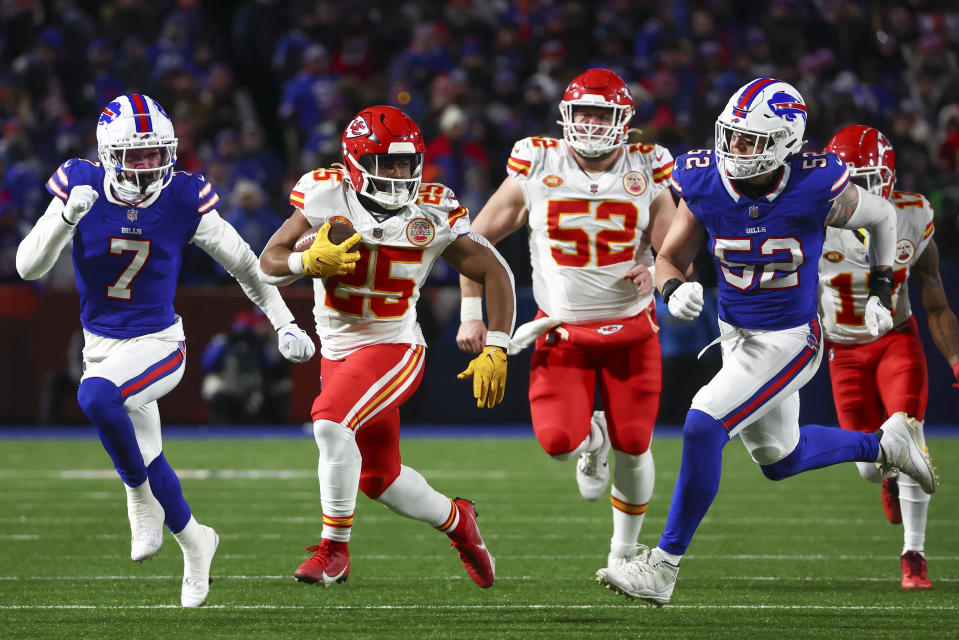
[558,69,634,157]
[342,105,425,210]
[825,125,896,199]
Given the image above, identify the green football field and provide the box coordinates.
[0,432,955,639]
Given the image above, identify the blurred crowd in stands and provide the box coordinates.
[2,0,958,283]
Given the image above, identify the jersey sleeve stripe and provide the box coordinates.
[197,193,220,214]
[289,190,305,209]
[55,165,69,188]
[652,164,673,183]
[507,157,531,176]
[46,177,68,201]
[923,221,935,240]
[198,181,213,198]
[447,206,469,227]
[830,167,849,192]
[670,174,683,194]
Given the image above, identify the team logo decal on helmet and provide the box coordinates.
[766,92,807,123]
[406,218,434,246]
[346,116,371,138]
[622,171,647,195]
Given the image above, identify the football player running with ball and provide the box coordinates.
[819,125,959,590]
[456,69,678,576]
[16,94,316,607]
[596,78,938,606]
[259,105,515,589]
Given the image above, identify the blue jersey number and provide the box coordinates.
[106,237,151,300]
[713,236,804,290]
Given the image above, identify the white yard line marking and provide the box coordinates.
[1,604,958,611]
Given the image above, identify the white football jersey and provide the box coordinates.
[818,190,935,344]
[507,136,673,323]
[290,167,471,359]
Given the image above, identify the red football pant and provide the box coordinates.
[312,343,425,498]
[528,319,661,456]
[827,316,928,433]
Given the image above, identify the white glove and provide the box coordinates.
[667,282,704,320]
[277,323,316,363]
[864,295,893,337]
[507,317,562,356]
[63,185,99,224]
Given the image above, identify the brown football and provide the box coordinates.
[293,221,357,252]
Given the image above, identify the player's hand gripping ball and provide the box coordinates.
[294,222,361,277]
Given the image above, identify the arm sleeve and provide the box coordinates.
[191,210,295,329]
[16,197,76,281]
[838,185,897,268]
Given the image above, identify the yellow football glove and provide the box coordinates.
[302,223,362,277]
[457,346,507,408]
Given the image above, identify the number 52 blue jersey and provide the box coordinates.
[670,149,849,331]
[46,158,221,339]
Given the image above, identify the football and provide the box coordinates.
[293,221,357,252]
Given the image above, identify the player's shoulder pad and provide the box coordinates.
[172,170,220,215]
[507,136,559,179]
[670,149,714,197]
[627,142,675,186]
[289,166,347,210]
[416,182,470,231]
[46,157,102,201]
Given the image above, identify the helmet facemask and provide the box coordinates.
[100,140,177,202]
[351,150,423,210]
[558,101,631,157]
[714,120,796,179]
[847,164,894,198]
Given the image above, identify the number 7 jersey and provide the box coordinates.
[819,190,935,344]
[290,167,471,360]
[507,137,673,323]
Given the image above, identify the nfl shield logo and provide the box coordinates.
[589,183,599,194]
[373,228,383,239]
[127,209,138,221]
[748,204,759,218]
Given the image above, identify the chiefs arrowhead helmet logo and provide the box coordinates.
[345,115,371,139]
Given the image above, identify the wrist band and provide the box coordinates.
[287,251,306,275]
[661,278,683,304]
[485,330,510,350]
[461,296,483,322]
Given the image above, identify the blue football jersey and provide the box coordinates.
[46,158,221,339]
[671,149,849,330]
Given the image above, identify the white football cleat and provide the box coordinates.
[576,411,611,501]
[877,412,937,495]
[125,479,164,563]
[180,524,219,608]
[596,545,679,605]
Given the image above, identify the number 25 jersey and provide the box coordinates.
[819,191,934,344]
[671,150,849,330]
[507,137,673,323]
[290,168,471,360]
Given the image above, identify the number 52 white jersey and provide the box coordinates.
[507,136,673,323]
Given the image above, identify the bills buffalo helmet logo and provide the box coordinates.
[767,91,807,123]
[345,115,371,138]
[99,101,122,126]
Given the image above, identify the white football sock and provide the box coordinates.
[313,419,362,542]
[898,473,929,555]
[375,465,455,529]
[609,449,654,552]
[855,461,884,483]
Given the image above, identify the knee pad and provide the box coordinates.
[313,419,359,462]
[77,377,123,422]
[537,427,573,458]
